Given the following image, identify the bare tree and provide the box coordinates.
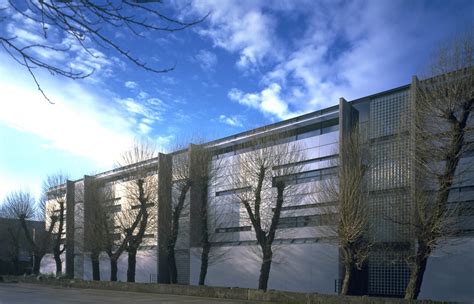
[43,173,68,277]
[116,141,158,283]
[315,128,371,295]
[101,191,126,282]
[0,0,206,102]
[189,144,227,285]
[83,177,117,281]
[1,219,22,275]
[1,191,55,275]
[228,136,303,291]
[402,34,473,299]
[166,149,192,284]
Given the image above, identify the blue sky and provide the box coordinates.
[0,0,473,201]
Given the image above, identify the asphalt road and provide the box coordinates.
[0,283,264,304]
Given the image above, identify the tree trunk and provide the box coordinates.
[340,262,352,295]
[91,252,100,281]
[168,246,177,284]
[54,254,62,277]
[13,258,20,275]
[32,254,42,275]
[198,181,210,286]
[198,241,211,285]
[127,247,137,283]
[258,246,273,291]
[405,246,429,300]
[54,201,65,277]
[110,258,118,282]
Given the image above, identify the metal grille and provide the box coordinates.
[368,250,410,296]
[370,91,409,139]
[368,89,412,297]
[369,138,410,192]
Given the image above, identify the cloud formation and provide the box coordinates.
[0,72,133,168]
[189,1,280,70]
[218,114,244,127]
[4,8,114,83]
[186,0,473,120]
[195,49,218,71]
[228,83,297,120]
[125,81,138,89]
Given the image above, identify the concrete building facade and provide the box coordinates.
[42,74,474,302]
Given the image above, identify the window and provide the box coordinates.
[214,118,340,157]
[273,166,337,186]
[108,204,121,213]
[297,129,320,140]
[274,201,337,212]
[278,214,335,229]
[272,155,338,171]
[215,226,251,233]
[216,186,251,197]
[105,197,121,203]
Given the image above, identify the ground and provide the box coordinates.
[0,283,262,304]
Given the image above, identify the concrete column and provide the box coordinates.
[65,180,75,278]
[189,144,205,248]
[82,175,95,279]
[339,97,359,143]
[157,153,172,283]
[73,179,85,279]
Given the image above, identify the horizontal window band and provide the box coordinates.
[271,202,337,212]
[210,236,337,247]
[216,186,252,197]
[272,155,338,171]
[214,119,339,158]
[215,226,252,233]
[273,166,337,186]
[277,213,336,229]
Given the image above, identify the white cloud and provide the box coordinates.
[195,49,218,71]
[218,114,244,127]
[116,97,164,122]
[138,91,149,99]
[186,1,470,120]
[0,176,42,206]
[4,10,114,83]
[187,1,279,70]
[153,135,175,152]
[138,122,152,134]
[228,83,298,120]
[125,81,138,89]
[0,53,135,168]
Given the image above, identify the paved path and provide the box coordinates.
[0,283,264,304]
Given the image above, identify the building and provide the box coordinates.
[42,74,474,301]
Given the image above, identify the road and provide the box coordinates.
[0,283,264,304]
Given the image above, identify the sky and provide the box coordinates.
[0,0,473,202]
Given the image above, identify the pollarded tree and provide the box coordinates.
[189,144,227,286]
[1,219,22,275]
[42,172,68,277]
[166,149,192,284]
[1,191,55,275]
[230,135,304,291]
[83,177,117,281]
[0,0,206,102]
[315,128,372,295]
[402,34,473,299]
[116,141,158,283]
